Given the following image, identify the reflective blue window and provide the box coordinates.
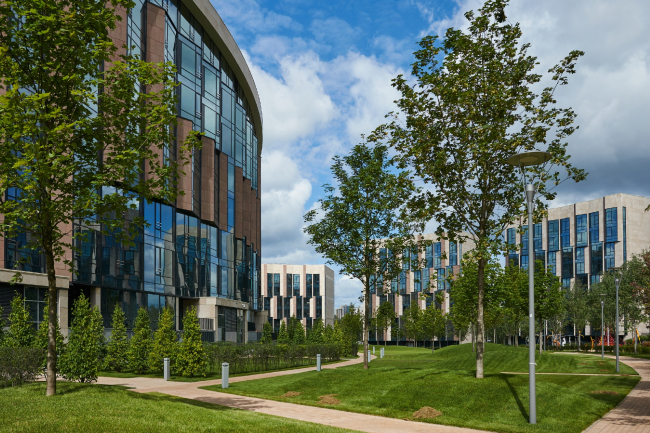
[576,214,587,247]
[589,212,599,244]
[548,251,556,276]
[521,225,529,252]
[424,244,433,268]
[521,254,529,271]
[414,270,421,292]
[561,218,571,248]
[605,207,618,241]
[507,227,517,253]
[547,220,559,251]
[623,207,627,263]
[605,242,615,271]
[562,247,573,278]
[434,242,441,269]
[449,242,458,266]
[575,247,585,274]
[422,268,429,292]
[591,242,603,277]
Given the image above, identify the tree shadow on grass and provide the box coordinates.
[502,375,528,421]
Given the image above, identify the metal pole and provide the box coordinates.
[317,354,321,371]
[601,300,604,360]
[222,362,229,388]
[164,358,170,381]
[615,277,620,373]
[526,183,536,424]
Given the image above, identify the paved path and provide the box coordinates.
[97,355,489,433]
[578,354,650,433]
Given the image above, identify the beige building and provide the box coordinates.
[261,264,335,331]
[368,233,476,344]
[505,193,650,337]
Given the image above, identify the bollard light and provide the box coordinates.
[317,354,321,371]
[164,358,170,381]
[222,362,229,388]
[368,349,371,362]
[372,346,375,354]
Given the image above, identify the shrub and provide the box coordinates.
[6,293,35,348]
[292,321,306,345]
[58,295,104,383]
[148,306,177,372]
[277,320,289,344]
[129,307,152,374]
[177,306,206,377]
[0,347,45,387]
[261,322,273,344]
[203,342,341,376]
[0,305,5,346]
[105,305,129,372]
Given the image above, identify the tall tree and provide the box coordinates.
[105,304,129,372]
[261,322,273,344]
[422,295,446,353]
[177,306,206,378]
[375,301,396,346]
[304,142,427,369]
[6,293,36,348]
[0,0,200,396]
[372,0,585,377]
[403,303,423,347]
[59,294,104,383]
[129,307,152,374]
[564,279,589,350]
[148,306,177,372]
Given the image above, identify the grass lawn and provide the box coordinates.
[203,344,641,433]
[0,382,354,433]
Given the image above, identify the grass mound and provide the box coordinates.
[318,394,340,405]
[413,407,442,419]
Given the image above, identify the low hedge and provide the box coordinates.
[0,347,45,388]
[204,342,341,377]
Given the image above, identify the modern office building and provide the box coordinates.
[370,233,476,343]
[335,305,351,321]
[505,193,650,337]
[505,193,650,288]
[0,0,265,343]
[261,264,336,331]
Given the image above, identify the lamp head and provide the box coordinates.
[506,151,553,168]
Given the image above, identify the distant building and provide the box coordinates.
[369,232,475,344]
[261,264,335,332]
[335,305,351,321]
[505,193,650,338]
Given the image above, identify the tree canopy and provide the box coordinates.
[370,0,585,378]
[0,0,200,395]
[304,142,427,369]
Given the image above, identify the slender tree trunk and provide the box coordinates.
[634,329,637,354]
[578,333,581,352]
[515,325,519,348]
[476,257,486,379]
[43,225,57,397]
[364,280,369,370]
[471,323,475,353]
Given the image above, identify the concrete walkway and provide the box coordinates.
[97,355,488,433]
[579,354,650,433]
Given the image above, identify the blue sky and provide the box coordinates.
[211,0,650,308]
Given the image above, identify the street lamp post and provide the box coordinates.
[599,293,606,359]
[615,275,620,372]
[506,151,552,425]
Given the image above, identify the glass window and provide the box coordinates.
[306,274,313,297]
[561,218,571,248]
[591,242,603,276]
[449,242,457,266]
[414,270,421,292]
[605,207,618,242]
[434,242,441,269]
[548,251,556,276]
[589,212,599,244]
[576,214,587,247]
[425,244,433,268]
[562,247,573,279]
[547,220,559,252]
[180,84,195,118]
[204,67,218,99]
[521,225,529,252]
[293,274,300,297]
[313,274,320,297]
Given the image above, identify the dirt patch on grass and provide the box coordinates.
[591,391,619,395]
[413,406,442,419]
[318,394,340,405]
[578,362,590,365]
[281,391,301,397]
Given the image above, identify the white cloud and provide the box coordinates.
[334,274,363,309]
[249,51,337,149]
